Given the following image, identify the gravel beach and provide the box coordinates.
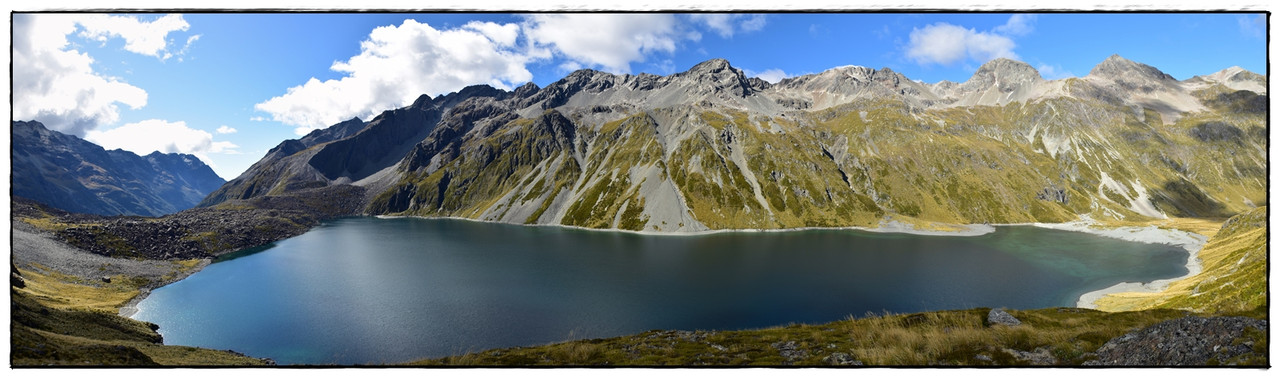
[10,220,209,317]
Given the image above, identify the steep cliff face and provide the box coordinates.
[202,56,1267,231]
[11,121,226,217]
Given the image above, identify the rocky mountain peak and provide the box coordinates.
[1204,66,1264,83]
[974,58,1042,81]
[410,94,433,109]
[686,58,734,74]
[1189,66,1267,94]
[676,58,756,97]
[512,82,541,98]
[961,58,1043,92]
[1089,54,1175,82]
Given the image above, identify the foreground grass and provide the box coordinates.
[11,263,269,366]
[1095,207,1267,313]
[414,306,1266,366]
[15,266,143,312]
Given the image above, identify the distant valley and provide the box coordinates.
[11,120,225,217]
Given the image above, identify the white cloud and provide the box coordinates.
[904,15,1040,67]
[993,14,1036,36]
[745,68,789,84]
[463,21,519,47]
[216,125,238,134]
[740,15,766,33]
[254,19,533,135]
[85,119,239,166]
[689,14,767,38]
[176,34,201,61]
[523,14,692,74]
[905,22,1018,66]
[76,14,190,59]
[12,14,158,136]
[1238,14,1264,39]
[1036,64,1075,80]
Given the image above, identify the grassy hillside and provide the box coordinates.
[370,95,1265,233]
[11,267,270,366]
[1095,207,1268,313]
[414,306,1265,366]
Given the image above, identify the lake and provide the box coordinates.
[131,217,1188,365]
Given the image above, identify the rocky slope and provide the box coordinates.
[203,56,1266,232]
[14,184,364,260]
[12,120,226,217]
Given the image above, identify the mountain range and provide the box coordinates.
[11,120,226,217]
[195,55,1265,231]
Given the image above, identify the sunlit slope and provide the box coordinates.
[202,57,1264,232]
[368,91,1265,231]
[1094,207,1267,313]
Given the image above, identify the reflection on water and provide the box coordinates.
[133,217,1187,365]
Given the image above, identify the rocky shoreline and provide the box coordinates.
[12,185,366,261]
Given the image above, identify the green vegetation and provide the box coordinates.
[415,306,1265,366]
[1096,207,1267,313]
[11,267,269,366]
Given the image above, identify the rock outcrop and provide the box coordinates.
[1086,316,1267,365]
[986,308,1022,327]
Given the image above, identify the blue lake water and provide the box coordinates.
[131,217,1187,365]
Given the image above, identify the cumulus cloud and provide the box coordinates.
[85,119,239,166]
[12,14,166,136]
[76,14,190,59]
[254,19,533,135]
[745,68,790,84]
[523,14,693,74]
[689,14,767,38]
[904,14,1037,66]
[993,14,1036,36]
[216,125,238,134]
[464,21,519,47]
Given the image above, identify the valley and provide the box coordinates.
[10,54,1268,366]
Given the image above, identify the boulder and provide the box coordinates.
[822,352,863,366]
[987,308,1022,327]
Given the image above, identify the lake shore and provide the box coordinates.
[374,214,1000,237]
[380,214,1208,310]
[1018,217,1207,309]
[120,213,1206,321]
[118,258,212,318]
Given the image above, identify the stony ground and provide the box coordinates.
[12,184,365,260]
[1086,316,1268,366]
[12,220,183,284]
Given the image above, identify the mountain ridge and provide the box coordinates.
[202,55,1266,232]
[12,120,227,217]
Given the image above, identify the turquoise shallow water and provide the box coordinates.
[132,217,1187,365]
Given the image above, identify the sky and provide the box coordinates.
[10,11,1269,180]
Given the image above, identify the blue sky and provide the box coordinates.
[11,12,1267,180]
